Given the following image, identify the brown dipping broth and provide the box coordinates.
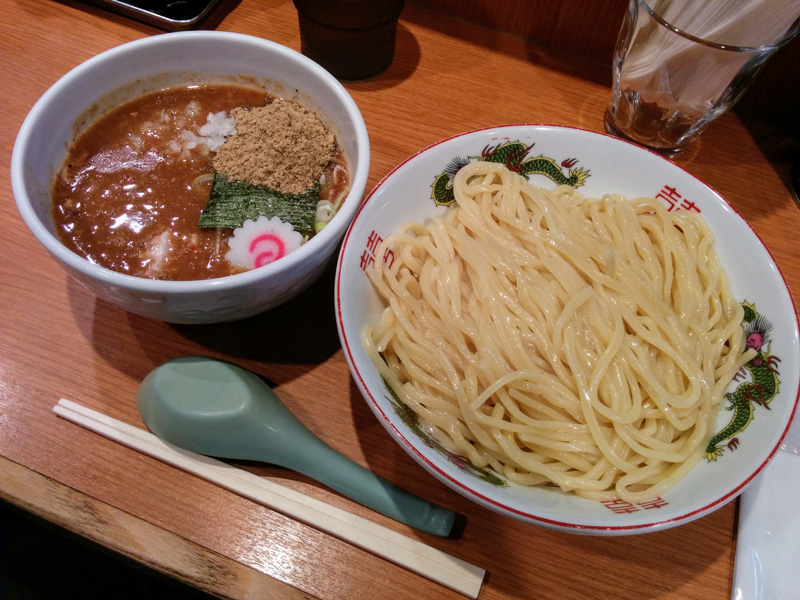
[52,84,349,281]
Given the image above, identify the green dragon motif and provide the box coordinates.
[705,301,781,461]
[381,376,507,486]
[431,141,591,206]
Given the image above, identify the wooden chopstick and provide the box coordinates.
[53,398,485,598]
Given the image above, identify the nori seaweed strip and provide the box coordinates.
[199,173,319,234]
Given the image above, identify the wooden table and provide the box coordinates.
[2,1,798,599]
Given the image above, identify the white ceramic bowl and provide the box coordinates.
[11,31,369,324]
[336,125,800,534]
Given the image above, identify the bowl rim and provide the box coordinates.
[10,30,370,293]
[335,123,800,534]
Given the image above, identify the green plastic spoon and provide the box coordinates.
[137,356,456,537]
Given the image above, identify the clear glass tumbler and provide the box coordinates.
[605,0,800,156]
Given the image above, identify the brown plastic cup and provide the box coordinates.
[293,0,405,80]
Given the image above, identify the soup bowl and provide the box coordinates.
[335,125,800,534]
[11,31,369,324]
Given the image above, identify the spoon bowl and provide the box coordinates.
[137,356,456,537]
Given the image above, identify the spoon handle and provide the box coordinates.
[290,436,456,537]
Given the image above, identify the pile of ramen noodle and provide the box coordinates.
[363,161,751,503]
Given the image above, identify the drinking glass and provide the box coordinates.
[605,0,800,156]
